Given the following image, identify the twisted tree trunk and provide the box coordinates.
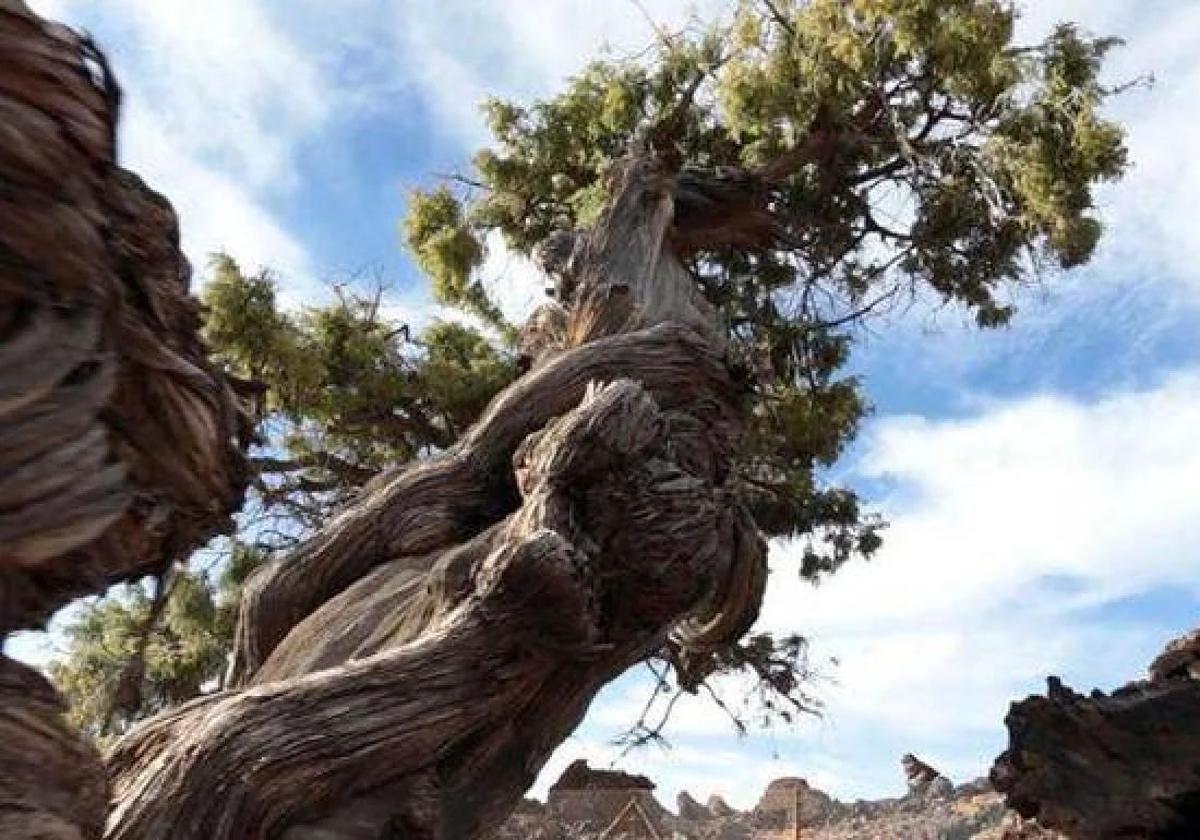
[104,156,764,840]
[1,3,250,836]
[1,5,764,838]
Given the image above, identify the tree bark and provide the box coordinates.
[0,0,253,635]
[2,4,767,838]
[102,142,765,837]
[0,655,108,840]
[1,7,251,839]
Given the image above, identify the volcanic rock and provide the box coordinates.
[992,627,1200,838]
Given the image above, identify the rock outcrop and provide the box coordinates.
[706,795,736,818]
[491,754,1067,839]
[549,760,656,794]
[992,627,1200,839]
[902,753,954,800]
[677,791,711,822]
[753,777,844,829]
[543,760,668,835]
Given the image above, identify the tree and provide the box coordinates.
[43,255,519,733]
[0,1,1129,838]
[49,542,268,737]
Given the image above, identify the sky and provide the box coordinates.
[15,0,1200,813]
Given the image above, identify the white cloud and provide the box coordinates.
[27,0,330,299]
[747,370,1200,788]
[479,230,548,324]
[391,0,730,149]
[108,0,330,190]
[121,99,320,301]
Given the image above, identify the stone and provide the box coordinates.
[902,753,952,800]
[676,791,711,822]
[992,627,1200,838]
[705,795,736,818]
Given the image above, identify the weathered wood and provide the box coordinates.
[1,4,770,837]
[0,655,108,840]
[107,379,764,839]
[0,0,253,634]
[232,321,740,683]
[106,146,765,838]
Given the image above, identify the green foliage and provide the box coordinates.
[49,543,268,737]
[404,187,510,335]
[401,0,1127,575]
[56,0,1129,740]
[201,255,518,528]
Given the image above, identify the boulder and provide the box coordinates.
[902,753,952,800]
[705,794,737,818]
[753,777,843,828]
[548,759,655,793]
[545,759,667,832]
[993,628,1200,838]
[676,791,711,822]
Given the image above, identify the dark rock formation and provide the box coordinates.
[705,795,736,818]
[549,760,656,794]
[903,753,954,800]
[545,760,667,834]
[1149,628,1200,682]
[677,791,711,822]
[992,628,1200,839]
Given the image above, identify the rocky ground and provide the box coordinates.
[492,756,1063,839]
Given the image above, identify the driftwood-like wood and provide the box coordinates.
[0,655,108,840]
[0,0,253,634]
[992,629,1200,839]
[231,321,740,684]
[108,379,763,839]
[103,144,766,837]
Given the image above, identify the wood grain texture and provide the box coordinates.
[0,4,770,837]
[107,380,763,839]
[0,655,108,840]
[107,151,766,838]
[0,0,253,633]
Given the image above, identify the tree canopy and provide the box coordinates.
[406,0,1126,571]
[49,0,1127,743]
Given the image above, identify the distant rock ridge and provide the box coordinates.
[492,753,1066,839]
[753,776,844,828]
[902,752,954,800]
[676,791,710,822]
[549,759,655,792]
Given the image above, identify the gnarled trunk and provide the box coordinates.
[1,3,250,837]
[0,0,252,634]
[102,149,763,838]
[0,6,765,837]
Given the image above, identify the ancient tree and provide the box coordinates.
[0,0,1129,838]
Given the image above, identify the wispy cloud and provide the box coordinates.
[28,0,331,296]
[388,0,731,150]
[749,369,1200,793]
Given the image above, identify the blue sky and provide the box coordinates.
[17,0,1200,811]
